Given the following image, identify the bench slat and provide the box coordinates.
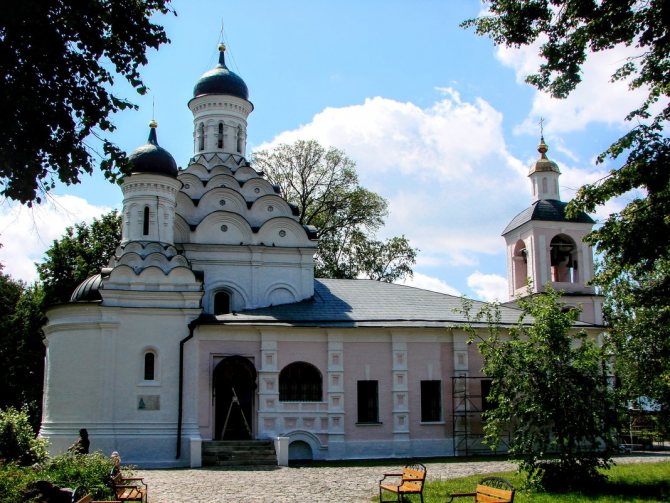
[476,484,514,500]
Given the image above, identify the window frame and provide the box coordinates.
[420,380,442,423]
[139,348,160,385]
[357,380,380,424]
[279,361,323,402]
[213,290,232,315]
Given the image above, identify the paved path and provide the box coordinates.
[136,453,670,503]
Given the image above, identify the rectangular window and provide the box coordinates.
[357,380,379,423]
[481,379,493,412]
[421,380,442,422]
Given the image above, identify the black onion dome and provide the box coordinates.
[128,123,178,177]
[193,45,249,100]
[70,274,102,302]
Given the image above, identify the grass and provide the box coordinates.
[376,461,670,503]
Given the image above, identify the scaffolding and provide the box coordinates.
[451,375,510,456]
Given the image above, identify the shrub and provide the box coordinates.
[0,463,40,503]
[42,452,115,500]
[0,407,48,466]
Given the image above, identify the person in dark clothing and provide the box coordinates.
[67,428,90,454]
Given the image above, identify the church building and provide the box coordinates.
[40,45,602,467]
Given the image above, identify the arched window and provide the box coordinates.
[214,291,231,315]
[218,122,224,149]
[542,177,548,194]
[550,234,578,283]
[236,126,243,153]
[279,362,322,401]
[198,122,205,151]
[513,239,528,290]
[143,206,150,236]
[144,352,156,381]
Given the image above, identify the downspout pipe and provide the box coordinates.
[176,319,198,459]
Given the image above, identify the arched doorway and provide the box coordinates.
[213,356,256,440]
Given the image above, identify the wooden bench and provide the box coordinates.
[447,476,515,502]
[110,472,148,503]
[379,463,427,503]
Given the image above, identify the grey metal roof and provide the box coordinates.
[209,279,529,328]
[502,199,595,235]
[70,274,102,302]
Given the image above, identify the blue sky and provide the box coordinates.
[0,0,647,300]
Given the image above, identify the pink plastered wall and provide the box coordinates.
[343,340,393,440]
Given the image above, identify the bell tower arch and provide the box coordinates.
[502,136,602,324]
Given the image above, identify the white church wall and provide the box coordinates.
[41,304,202,467]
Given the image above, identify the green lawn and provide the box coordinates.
[375,461,670,502]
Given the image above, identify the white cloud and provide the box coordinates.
[467,271,508,302]
[398,272,460,297]
[497,41,655,134]
[0,195,112,283]
[255,91,526,278]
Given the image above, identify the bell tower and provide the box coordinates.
[502,136,603,324]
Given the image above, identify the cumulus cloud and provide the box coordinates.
[496,41,653,134]
[0,195,113,283]
[255,90,528,278]
[399,272,460,297]
[467,271,508,302]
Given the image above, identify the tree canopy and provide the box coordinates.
[37,211,122,305]
[462,289,619,490]
[0,0,173,204]
[463,0,669,422]
[252,140,417,282]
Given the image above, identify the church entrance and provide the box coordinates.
[213,356,256,440]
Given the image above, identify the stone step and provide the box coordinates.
[202,440,277,467]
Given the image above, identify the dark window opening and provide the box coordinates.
[218,123,224,149]
[214,291,231,315]
[481,379,493,413]
[198,122,205,151]
[279,362,322,401]
[421,380,442,422]
[236,126,243,153]
[144,352,155,381]
[357,380,379,423]
[142,206,150,236]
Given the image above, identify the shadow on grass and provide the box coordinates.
[577,479,670,501]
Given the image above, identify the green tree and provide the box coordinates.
[0,407,48,466]
[0,272,45,426]
[252,140,417,281]
[462,289,619,490]
[37,210,122,305]
[462,0,670,425]
[0,0,174,204]
[1,284,47,429]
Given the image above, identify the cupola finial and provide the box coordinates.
[537,117,549,159]
[218,43,227,67]
[148,119,158,145]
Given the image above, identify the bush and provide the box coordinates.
[0,407,48,466]
[0,463,40,503]
[42,452,115,500]
[0,452,116,502]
